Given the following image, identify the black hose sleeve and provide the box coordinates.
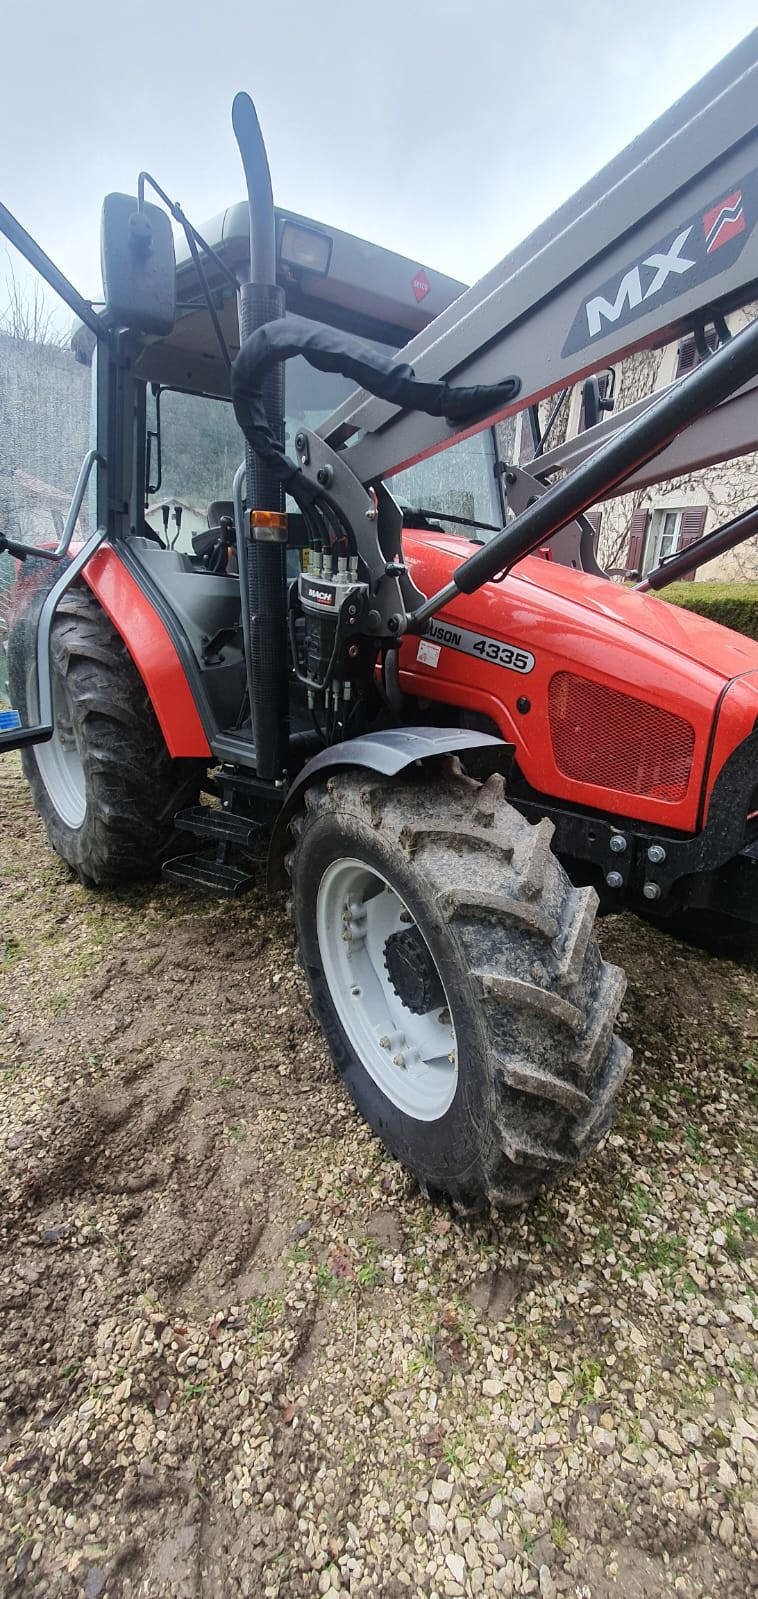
[231,313,520,498]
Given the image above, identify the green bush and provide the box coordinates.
[661,581,758,641]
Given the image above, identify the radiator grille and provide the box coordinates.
[548,672,695,801]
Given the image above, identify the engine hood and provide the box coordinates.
[400,530,758,834]
[413,533,758,684]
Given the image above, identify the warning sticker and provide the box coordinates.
[417,639,441,668]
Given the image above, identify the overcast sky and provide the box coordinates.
[0,1,756,302]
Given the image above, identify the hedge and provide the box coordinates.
[661,581,758,641]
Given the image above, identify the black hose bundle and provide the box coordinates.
[230,313,520,508]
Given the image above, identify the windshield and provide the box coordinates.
[144,362,502,550]
[386,430,500,531]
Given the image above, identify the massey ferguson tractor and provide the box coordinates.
[2,32,758,1212]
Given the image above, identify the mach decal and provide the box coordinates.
[563,170,757,357]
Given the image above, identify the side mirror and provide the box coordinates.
[100,193,176,335]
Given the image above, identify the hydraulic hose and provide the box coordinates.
[230,313,520,509]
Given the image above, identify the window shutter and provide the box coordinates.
[584,510,602,549]
[675,338,698,378]
[675,332,718,378]
[626,508,648,574]
[676,505,707,581]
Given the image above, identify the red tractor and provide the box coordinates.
[2,35,758,1212]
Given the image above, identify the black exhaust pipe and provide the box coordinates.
[232,92,289,784]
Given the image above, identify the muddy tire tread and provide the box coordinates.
[288,765,631,1210]
[8,585,205,885]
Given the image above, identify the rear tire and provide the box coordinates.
[288,763,631,1211]
[8,585,205,886]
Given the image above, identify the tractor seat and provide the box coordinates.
[208,500,234,528]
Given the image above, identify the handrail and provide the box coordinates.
[0,526,109,752]
[0,450,105,564]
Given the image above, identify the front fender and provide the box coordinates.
[267,726,512,890]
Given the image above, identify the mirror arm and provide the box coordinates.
[137,172,239,293]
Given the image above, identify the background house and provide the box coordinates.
[516,306,758,583]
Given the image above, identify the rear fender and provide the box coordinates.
[267,726,513,890]
[82,545,212,758]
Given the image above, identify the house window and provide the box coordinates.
[631,504,707,579]
[643,509,681,573]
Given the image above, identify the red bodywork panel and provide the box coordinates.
[71,536,758,833]
[401,532,758,833]
[82,547,212,759]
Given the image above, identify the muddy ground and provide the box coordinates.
[0,753,756,1598]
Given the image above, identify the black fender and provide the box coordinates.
[267,725,513,889]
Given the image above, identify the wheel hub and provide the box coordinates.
[383,925,445,1015]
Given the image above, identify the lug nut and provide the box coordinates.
[643,882,662,900]
[609,834,627,854]
[647,843,666,864]
[393,1053,407,1069]
[606,871,623,889]
[379,1036,391,1050]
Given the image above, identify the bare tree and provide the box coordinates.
[0,257,66,346]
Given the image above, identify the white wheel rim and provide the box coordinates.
[29,666,87,829]
[316,857,458,1121]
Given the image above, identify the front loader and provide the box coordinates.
[2,33,758,1212]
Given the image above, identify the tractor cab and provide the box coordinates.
[130,202,502,556]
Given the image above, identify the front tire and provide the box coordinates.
[8,586,205,886]
[288,764,631,1211]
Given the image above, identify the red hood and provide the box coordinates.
[411,533,758,685]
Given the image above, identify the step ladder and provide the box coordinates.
[162,805,261,898]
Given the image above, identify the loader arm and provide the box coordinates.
[317,29,758,491]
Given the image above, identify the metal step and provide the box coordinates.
[162,853,255,899]
[174,805,261,847]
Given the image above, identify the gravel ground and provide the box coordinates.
[0,751,756,1599]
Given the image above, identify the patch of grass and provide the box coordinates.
[551,1517,568,1552]
[288,1242,311,1265]
[405,1350,429,1380]
[183,1378,209,1399]
[247,1294,281,1339]
[316,1264,345,1299]
[357,1259,382,1288]
[727,1353,757,1388]
[574,1358,601,1397]
[227,1124,247,1142]
[443,1430,472,1472]
[628,1182,656,1221]
[495,1442,520,1477]
[513,1508,534,1555]
[69,949,100,976]
[50,991,69,1016]
[684,1125,707,1158]
[726,1207,758,1261]
[1,934,23,968]
[643,1234,686,1274]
